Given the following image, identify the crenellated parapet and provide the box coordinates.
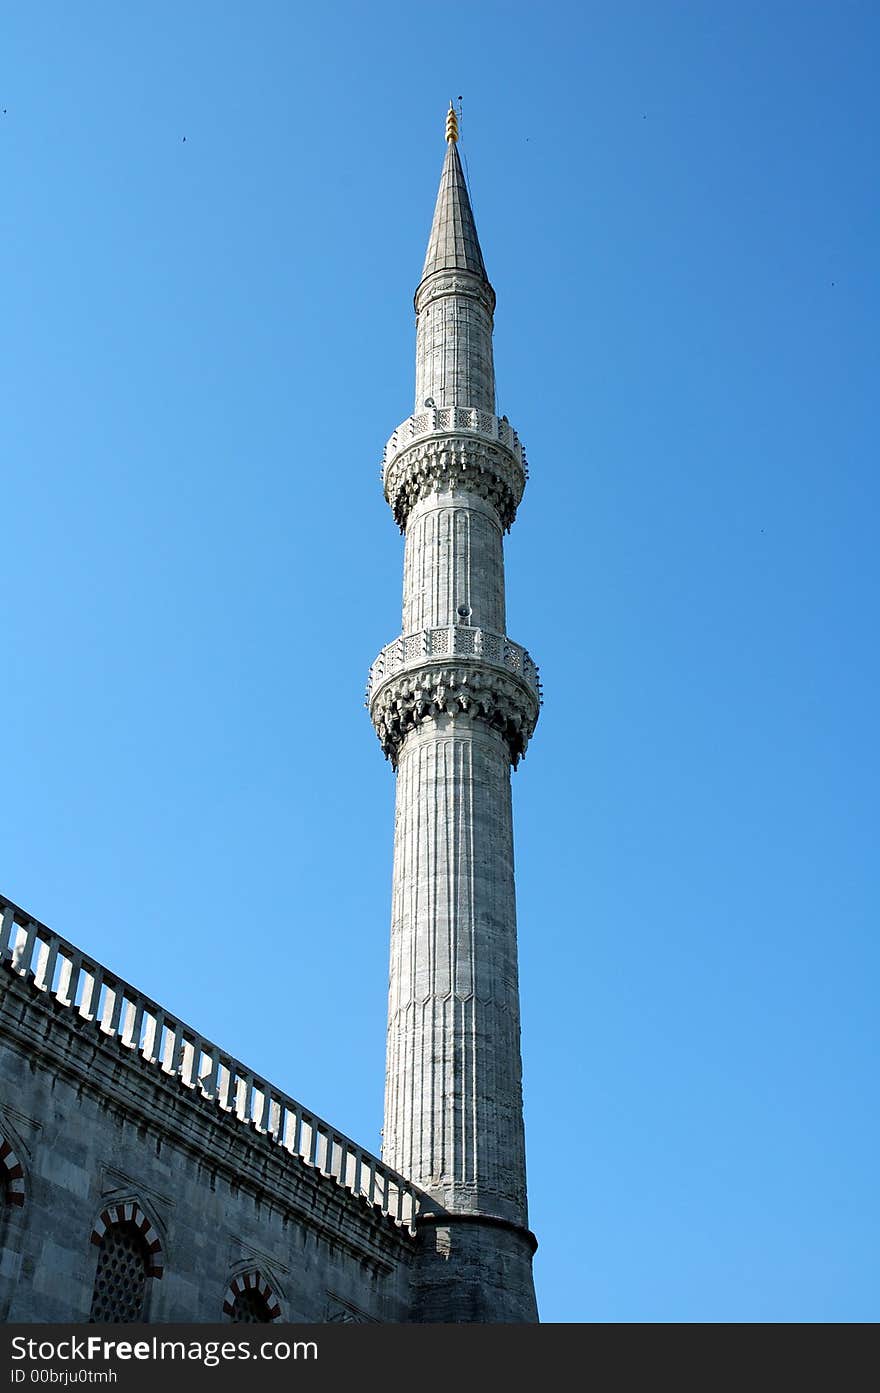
[382,408,527,532]
[367,625,540,768]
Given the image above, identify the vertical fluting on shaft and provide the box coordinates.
[414,279,496,413]
[401,493,506,635]
[369,112,540,1321]
[383,718,526,1224]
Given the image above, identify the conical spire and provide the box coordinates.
[419,124,488,285]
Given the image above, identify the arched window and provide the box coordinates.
[0,1137,25,1208]
[89,1222,149,1323]
[0,1134,27,1322]
[231,1287,274,1322]
[223,1271,281,1323]
[89,1203,164,1323]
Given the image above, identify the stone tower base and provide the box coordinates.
[412,1215,539,1323]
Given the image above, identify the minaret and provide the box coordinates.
[368,105,540,1323]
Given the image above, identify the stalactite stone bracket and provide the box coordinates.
[381,406,528,533]
[367,627,541,770]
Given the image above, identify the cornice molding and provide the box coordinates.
[414,269,496,316]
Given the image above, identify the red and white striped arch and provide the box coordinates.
[222,1270,281,1321]
[90,1202,164,1278]
[0,1136,25,1207]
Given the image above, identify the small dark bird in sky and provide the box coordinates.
[182,136,187,143]
[831,281,836,286]
[2,108,6,115]
[642,113,647,119]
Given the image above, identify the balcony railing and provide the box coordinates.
[367,626,541,708]
[0,892,422,1233]
[381,407,528,483]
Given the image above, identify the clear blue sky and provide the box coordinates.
[3,2,878,1322]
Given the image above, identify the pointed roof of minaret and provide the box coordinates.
[419,103,489,285]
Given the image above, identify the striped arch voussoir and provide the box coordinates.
[222,1270,281,1321]
[0,1136,26,1207]
[90,1202,164,1278]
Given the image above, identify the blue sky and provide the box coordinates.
[3,2,878,1322]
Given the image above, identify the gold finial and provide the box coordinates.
[445,101,458,143]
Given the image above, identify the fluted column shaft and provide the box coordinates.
[383,717,527,1224]
[415,271,496,414]
[402,491,506,635]
[380,289,530,1231]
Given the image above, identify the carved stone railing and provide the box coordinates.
[380,408,529,532]
[367,626,540,706]
[367,627,541,768]
[0,893,423,1233]
[382,408,528,479]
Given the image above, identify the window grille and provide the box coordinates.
[88,1222,148,1323]
[230,1286,275,1322]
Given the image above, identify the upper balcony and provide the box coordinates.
[367,625,541,709]
[381,407,528,487]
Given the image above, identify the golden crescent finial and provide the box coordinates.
[446,101,459,144]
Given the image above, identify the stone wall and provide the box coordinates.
[0,955,416,1323]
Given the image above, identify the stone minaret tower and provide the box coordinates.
[368,105,540,1323]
